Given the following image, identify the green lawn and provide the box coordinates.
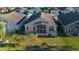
[0,34,79,51]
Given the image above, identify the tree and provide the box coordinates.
[23,11,28,15]
[0,24,2,30]
[0,26,4,39]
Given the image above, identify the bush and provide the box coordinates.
[8,32,14,36]
[0,24,2,30]
[23,11,28,15]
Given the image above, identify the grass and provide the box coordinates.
[60,37,79,46]
[0,34,79,51]
[25,35,79,51]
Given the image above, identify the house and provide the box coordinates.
[24,12,57,36]
[0,7,9,13]
[58,12,79,36]
[0,7,17,14]
[1,12,28,35]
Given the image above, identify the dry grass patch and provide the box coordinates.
[27,35,65,46]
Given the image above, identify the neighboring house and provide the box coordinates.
[0,7,9,13]
[0,7,17,13]
[41,7,49,13]
[58,12,79,36]
[49,8,59,21]
[24,12,57,36]
[50,8,59,17]
[18,8,28,14]
[1,12,28,35]
[48,7,74,21]
[58,7,75,14]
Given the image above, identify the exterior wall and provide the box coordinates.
[6,22,16,32]
[25,22,35,33]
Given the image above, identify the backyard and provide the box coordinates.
[0,34,79,51]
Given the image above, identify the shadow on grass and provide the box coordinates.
[38,35,56,38]
[37,35,79,38]
[0,43,19,47]
[25,45,74,51]
[24,43,74,51]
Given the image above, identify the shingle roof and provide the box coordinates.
[2,12,26,23]
[17,16,26,25]
[76,22,79,25]
[24,12,41,24]
[57,7,67,10]
[58,12,79,26]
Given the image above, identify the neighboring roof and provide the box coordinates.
[76,22,79,26]
[27,8,41,14]
[41,7,49,10]
[2,12,26,23]
[27,9,35,14]
[25,12,55,25]
[58,12,79,26]
[57,7,67,10]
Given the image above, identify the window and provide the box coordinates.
[37,25,46,34]
[68,28,72,33]
[49,26,54,31]
[68,28,76,33]
[65,28,69,33]
[27,26,28,30]
[33,27,35,30]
